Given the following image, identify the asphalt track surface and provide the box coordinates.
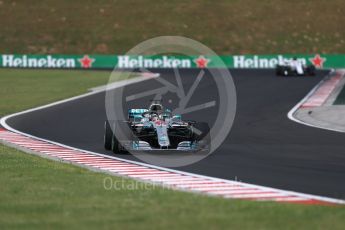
[7,69,345,199]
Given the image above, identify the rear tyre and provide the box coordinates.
[192,122,211,152]
[104,120,113,150]
[192,122,210,141]
[306,65,316,76]
[111,133,121,153]
[111,121,132,154]
[276,65,283,76]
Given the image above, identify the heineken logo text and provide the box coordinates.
[2,55,76,68]
[117,56,191,68]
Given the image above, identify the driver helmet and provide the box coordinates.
[149,103,163,113]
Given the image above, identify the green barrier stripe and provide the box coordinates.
[1,54,344,69]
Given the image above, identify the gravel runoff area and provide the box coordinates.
[294,70,345,132]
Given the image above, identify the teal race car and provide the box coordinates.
[104,101,210,154]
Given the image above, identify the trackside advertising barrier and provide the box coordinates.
[0,54,344,69]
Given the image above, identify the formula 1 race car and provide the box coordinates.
[104,101,210,154]
[276,58,316,76]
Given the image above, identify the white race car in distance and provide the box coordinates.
[276,58,316,76]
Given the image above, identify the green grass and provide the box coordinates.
[1,144,345,230]
[0,69,118,116]
[0,0,344,54]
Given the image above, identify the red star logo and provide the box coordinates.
[309,54,326,68]
[194,55,210,68]
[78,55,95,68]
